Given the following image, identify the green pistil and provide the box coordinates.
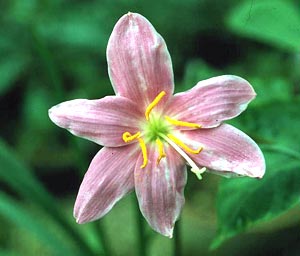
[143,115,171,142]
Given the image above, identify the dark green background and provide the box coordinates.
[1,0,300,255]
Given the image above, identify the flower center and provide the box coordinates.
[122,91,206,179]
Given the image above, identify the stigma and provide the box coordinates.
[122,91,205,179]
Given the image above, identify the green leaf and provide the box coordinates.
[178,59,220,92]
[36,3,109,51]
[184,59,220,85]
[249,76,294,107]
[0,249,19,256]
[212,99,300,248]
[212,151,300,249]
[240,100,300,151]
[0,192,74,255]
[227,0,300,52]
[0,138,61,210]
[0,138,95,255]
[22,82,53,130]
[0,55,28,95]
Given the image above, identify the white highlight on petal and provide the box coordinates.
[210,158,260,178]
[239,102,249,112]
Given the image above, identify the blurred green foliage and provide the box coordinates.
[0,0,300,255]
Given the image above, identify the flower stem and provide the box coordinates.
[261,144,300,162]
[133,196,147,256]
[173,220,182,256]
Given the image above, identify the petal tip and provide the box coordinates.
[244,156,266,179]
[158,226,174,238]
[48,105,59,124]
[167,229,174,239]
[75,218,83,224]
[221,74,256,95]
[253,147,266,179]
[256,165,266,179]
[74,208,87,224]
[118,12,144,26]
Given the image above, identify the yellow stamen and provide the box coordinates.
[165,116,201,128]
[122,131,141,142]
[122,131,148,168]
[145,91,166,120]
[167,134,202,154]
[156,138,166,164]
[138,137,148,168]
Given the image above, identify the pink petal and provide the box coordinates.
[107,12,174,110]
[74,145,139,223]
[181,124,265,178]
[165,75,256,128]
[134,146,186,237]
[48,96,143,147]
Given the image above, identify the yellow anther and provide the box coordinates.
[167,134,202,154]
[156,138,166,164]
[122,131,141,142]
[165,116,201,128]
[122,131,148,168]
[145,91,166,120]
[138,137,148,168]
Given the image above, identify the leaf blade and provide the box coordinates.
[227,0,300,52]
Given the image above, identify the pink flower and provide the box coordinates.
[48,12,265,238]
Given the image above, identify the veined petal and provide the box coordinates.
[48,96,143,147]
[165,75,256,128]
[107,12,174,110]
[134,146,186,237]
[181,124,265,178]
[74,145,139,223]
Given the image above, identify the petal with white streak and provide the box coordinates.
[181,124,265,178]
[134,146,186,237]
[107,12,174,110]
[165,75,256,128]
[49,96,143,147]
[74,144,139,223]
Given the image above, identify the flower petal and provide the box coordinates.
[181,124,265,178]
[49,96,143,147]
[134,146,186,237]
[165,75,256,128]
[107,12,174,110]
[74,145,139,223]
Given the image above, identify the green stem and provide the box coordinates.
[173,220,182,256]
[261,144,300,162]
[133,196,147,256]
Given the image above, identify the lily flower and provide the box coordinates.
[48,12,265,237]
